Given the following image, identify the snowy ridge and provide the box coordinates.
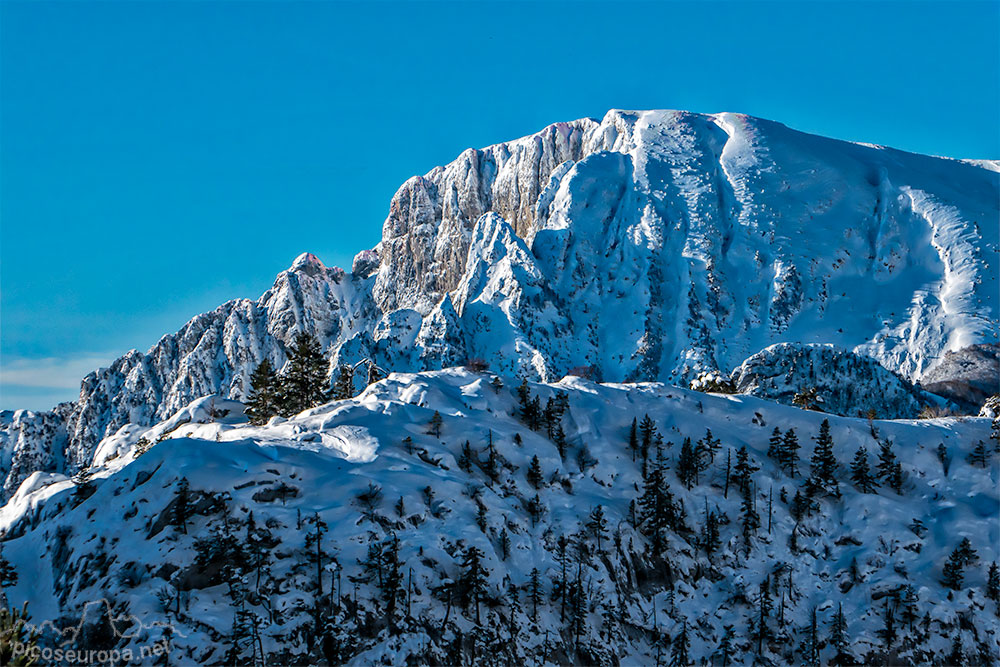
[1,109,997,498]
[0,370,996,664]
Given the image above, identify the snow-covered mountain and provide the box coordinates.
[0,370,996,665]
[2,109,998,499]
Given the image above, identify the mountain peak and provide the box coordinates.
[288,252,326,276]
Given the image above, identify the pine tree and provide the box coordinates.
[528,568,543,623]
[427,411,443,438]
[987,562,1000,603]
[968,440,991,467]
[799,607,820,667]
[781,427,801,477]
[459,545,488,625]
[827,603,853,665]
[331,363,354,400]
[305,512,329,597]
[702,509,721,556]
[888,460,905,494]
[0,544,17,600]
[740,482,760,555]
[499,528,511,561]
[943,547,966,590]
[936,443,950,475]
[807,419,839,495]
[677,438,698,490]
[716,626,734,667]
[670,618,691,666]
[280,331,328,416]
[553,423,568,459]
[947,633,965,667]
[381,534,404,619]
[639,414,656,472]
[767,427,783,461]
[172,477,192,534]
[753,574,773,655]
[628,417,639,462]
[732,446,759,496]
[875,598,897,650]
[586,505,609,552]
[956,537,978,565]
[526,455,543,489]
[458,441,474,473]
[72,467,96,504]
[245,359,280,425]
[698,428,721,465]
[876,438,897,481]
[515,379,532,422]
[476,502,488,532]
[639,445,685,555]
[849,447,879,493]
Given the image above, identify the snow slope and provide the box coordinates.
[0,370,996,665]
[1,109,997,499]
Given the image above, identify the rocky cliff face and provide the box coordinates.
[2,109,997,498]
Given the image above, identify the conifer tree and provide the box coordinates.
[677,438,698,490]
[305,512,330,597]
[458,441,474,473]
[987,562,1000,603]
[628,417,639,462]
[670,618,690,667]
[968,440,991,467]
[427,411,443,438]
[943,547,966,590]
[459,545,488,625]
[799,607,820,667]
[936,443,950,475]
[715,626,734,667]
[753,574,773,655]
[553,423,568,459]
[698,428,721,466]
[639,445,685,555]
[639,414,656,472]
[947,633,965,667]
[807,419,839,495]
[888,461,905,494]
[331,363,354,401]
[586,505,609,552]
[701,509,721,556]
[875,438,897,481]
[245,359,280,425]
[740,483,760,555]
[172,477,192,534]
[767,427,783,461]
[849,447,879,493]
[499,528,511,561]
[732,446,759,496]
[526,455,544,489]
[280,331,328,416]
[956,537,978,566]
[827,603,853,665]
[528,568,543,623]
[781,428,801,477]
[0,544,17,602]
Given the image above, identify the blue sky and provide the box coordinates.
[2,0,998,410]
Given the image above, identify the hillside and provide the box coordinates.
[0,370,997,665]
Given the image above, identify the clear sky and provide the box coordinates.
[2,0,998,410]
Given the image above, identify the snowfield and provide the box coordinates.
[1,369,996,665]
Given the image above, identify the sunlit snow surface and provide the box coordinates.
[2,369,995,664]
